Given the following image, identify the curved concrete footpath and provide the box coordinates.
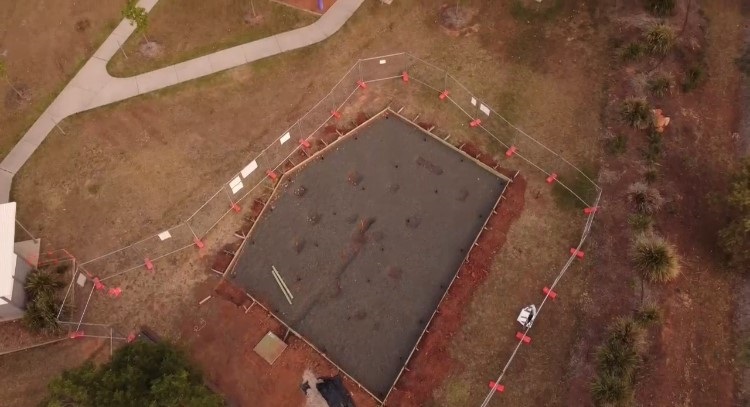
[0,0,364,203]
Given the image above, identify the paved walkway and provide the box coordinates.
[0,0,364,203]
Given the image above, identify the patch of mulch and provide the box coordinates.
[139,41,164,59]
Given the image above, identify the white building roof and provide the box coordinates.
[0,202,17,300]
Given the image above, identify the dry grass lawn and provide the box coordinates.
[0,0,122,160]
[107,0,317,77]
[10,0,612,405]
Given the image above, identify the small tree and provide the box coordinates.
[719,158,750,269]
[0,60,24,99]
[45,341,222,406]
[123,0,150,43]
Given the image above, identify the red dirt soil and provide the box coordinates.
[181,279,378,406]
[193,133,523,406]
[386,170,526,406]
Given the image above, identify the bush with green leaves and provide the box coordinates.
[25,270,62,299]
[591,318,648,406]
[45,341,222,407]
[719,158,750,269]
[644,24,675,56]
[23,292,60,334]
[648,74,673,97]
[644,0,675,16]
[621,98,652,129]
[626,182,664,214]
[631,233,681,283]
[22,270,63,334]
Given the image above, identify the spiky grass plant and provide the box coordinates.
[631,234,681,283]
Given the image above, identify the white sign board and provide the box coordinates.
[279,132,291,145]
[76,273,87,287]
[379,59,387,65]
[230,176,243,194]
[471,97,477,106]
[480,104,491,116]
[158,231,172,241]
[241,160,258,178]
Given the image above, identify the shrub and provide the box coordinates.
[606,317,647,353]
[591,318,647,406]
[682,65,706,92]
[621,98,652,129]
[644,0,675,16]
[644,24,675,56]
[642,130,663,163]
[22,292,60,334]
[644,167,659,183]
[25,270,62,300]
[628,213,653,232]
[596,340,641,377]
[620,42,645,62]
[635,305,661,326]
[591,372,631,405]
[719,158,750,269]
[627,182,664,214]
[647,74,673,97]
[631,234,681,283]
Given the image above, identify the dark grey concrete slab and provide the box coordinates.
[231,113,506,398]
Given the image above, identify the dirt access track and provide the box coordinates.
[229,111,510,400]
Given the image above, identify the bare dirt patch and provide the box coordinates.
[181,279,378,407]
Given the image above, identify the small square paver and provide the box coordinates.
[253,331,287,365]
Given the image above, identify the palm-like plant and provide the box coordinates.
[25,270,62,300]
[627,182,664,214]
[591,372,630,405]
[621,98,652,129]
[631,234,681,283]
[644,24,675,56]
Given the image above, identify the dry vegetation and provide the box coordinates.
[0,0,122,159]
[108,0,317,77]
[1,0,747,405]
